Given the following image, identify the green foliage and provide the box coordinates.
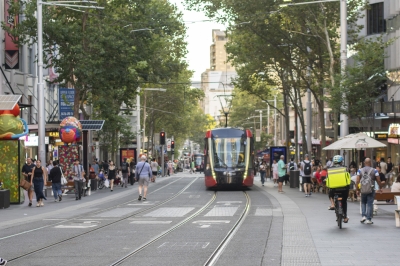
[327,36,393,129]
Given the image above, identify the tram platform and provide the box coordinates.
[255,175,399,266]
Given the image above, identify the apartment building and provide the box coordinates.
[201,29,237,119]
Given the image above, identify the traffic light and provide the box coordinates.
[171,140,175,154]
[160,131,166,145]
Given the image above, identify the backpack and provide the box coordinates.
[360,168,374,194]
[122,162,128,172]
[303,161,312,176]
[289,162,295,170]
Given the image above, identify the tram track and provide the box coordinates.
[0,176,185,241]
[109,191,250,266]
[6,176,200,263]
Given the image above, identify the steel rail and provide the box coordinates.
[7,177,199,262]
[204,191,251,266]
[109,191,217,266]
[0,176,185,241]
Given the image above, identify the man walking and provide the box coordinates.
[301,154,313,197]
[22,158,35,207]
[92,159,99,177]
[121,158,130,188]
[48,161,63,202]
[356,158,383,224]
[136,155,152,201]
[277,155,286,193]
[72,159,85,200]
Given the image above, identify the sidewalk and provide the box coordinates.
[255,175,399,266]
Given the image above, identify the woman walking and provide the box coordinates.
[108,161,116,191]
[150,158,159,182]
[30,159,47,207]
[136,155,152,201]
[272,159,278,187]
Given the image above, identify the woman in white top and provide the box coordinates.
[391,175,400,192]
[272,159,278,186]
[150,158,159,183]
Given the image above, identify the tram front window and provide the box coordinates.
[211,138,246,169]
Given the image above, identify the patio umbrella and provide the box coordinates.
[323,133,386,150]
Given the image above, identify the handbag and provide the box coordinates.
[104,179,110,188]
[19,179,31,191]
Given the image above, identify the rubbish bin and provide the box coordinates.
[0,189,10,209]
[290,170,300,188]
[90,179,98,191]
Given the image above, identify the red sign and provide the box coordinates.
[4,0,19,69]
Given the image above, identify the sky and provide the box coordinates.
[168,0,226,82]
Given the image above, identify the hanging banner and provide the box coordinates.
[5,0,19,69]
[58,88,75,120]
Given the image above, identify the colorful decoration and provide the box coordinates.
[0,104,29,140]
[58,146,79,180]
[0,140,25,204]
[59,116,82,143]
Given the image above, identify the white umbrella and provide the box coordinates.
[323,133,386,150]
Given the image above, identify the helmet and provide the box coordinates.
[333,155,343,164]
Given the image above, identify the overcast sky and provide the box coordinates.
[168,0,226,81]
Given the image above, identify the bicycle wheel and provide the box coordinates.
[337,213,342,229]
[98,180,104,189]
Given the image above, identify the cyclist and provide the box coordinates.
[325,155,351,223]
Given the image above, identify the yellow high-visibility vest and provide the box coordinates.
[326,167,351,188]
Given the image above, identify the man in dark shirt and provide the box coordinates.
[376,166,386,188]
[48,161,63,202]
[22,158,35,206]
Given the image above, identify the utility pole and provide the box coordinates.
[307,89,312,156]
[274,95,277,146]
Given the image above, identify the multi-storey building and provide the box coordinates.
[201,30,237,120]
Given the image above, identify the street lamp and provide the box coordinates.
[37,1,104,163]
[216,95,233,127]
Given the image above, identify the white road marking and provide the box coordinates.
[144,207,194,217]
[193,220,230,224]
[55,224,97,229]
[204,206,239,216]
[130,221,172,224]
[217,201,242,205]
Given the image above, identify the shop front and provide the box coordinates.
[388,123,400,165]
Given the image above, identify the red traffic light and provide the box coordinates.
[160,131,166,145]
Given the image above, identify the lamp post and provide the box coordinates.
[36,1,103,163]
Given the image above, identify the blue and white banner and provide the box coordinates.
[58,87,74,120]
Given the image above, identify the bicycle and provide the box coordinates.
[334,194,343,229]
[98,178,105,189]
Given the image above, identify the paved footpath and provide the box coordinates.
[256,175,399,266]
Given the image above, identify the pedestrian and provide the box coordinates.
[108,161,116,191]
[103,160,109,175]
[129,160,136,185]
[47,159,54,173]
[272,159,278,186]
[30,159,47,207]
[356,158,384,224]
[72,158,85,200]
[326,157,333,168]
[0,257,7,265]
[121,158,130,188]
[136,155,152,201]
[22,157,35,207]
[150,158,159,182]
[169,160,174,175]
[48,160,63,202]
[92,159,99,177]
[376,165,386,188]
[277,155,286,193]
[164,161,169,176]
[189,160,194,174]
[301,154,313,197]
[259,162,266,186]
[379,158,387,175]
[387,157,394,186]
[391,175,400,192]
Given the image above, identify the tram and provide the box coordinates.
[204,127,254,188]
[192,153,205,173]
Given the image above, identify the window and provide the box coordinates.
[367,2,385,35]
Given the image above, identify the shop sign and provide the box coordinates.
[47,132,59,137]
[375,134,388,140]
[388,123,400,138]
[388,138,399,144]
